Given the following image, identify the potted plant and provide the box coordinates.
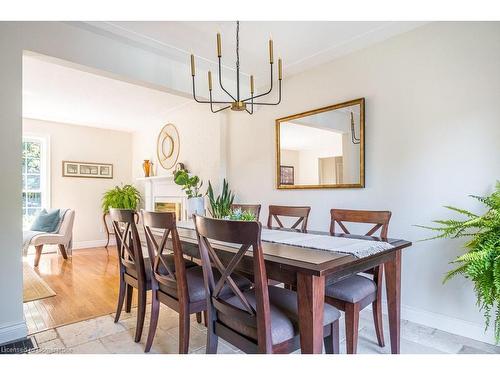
[174,169,204,216]
[417,182,500,343]
[226,207,257,221]
[102,184,142,214]
[206,179,235,219]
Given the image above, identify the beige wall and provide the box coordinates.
[227,22,500,343]
[132,102,227,200]
[23,118,133,247]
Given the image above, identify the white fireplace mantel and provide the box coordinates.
[137,175,187,220]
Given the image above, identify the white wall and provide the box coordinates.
[227,22,500,343]
[23,118,133,248]
[131,101,227,201]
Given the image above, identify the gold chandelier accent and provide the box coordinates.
[190,21,282,114]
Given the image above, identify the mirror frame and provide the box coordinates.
[275,97,365,190]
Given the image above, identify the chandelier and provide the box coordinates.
[190,21,282,114]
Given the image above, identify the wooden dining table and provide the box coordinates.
[152,225,412,354]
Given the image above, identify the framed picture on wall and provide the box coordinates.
[280,165,294,185]
[62,161,113,179]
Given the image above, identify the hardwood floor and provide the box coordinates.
[24,247,134,334]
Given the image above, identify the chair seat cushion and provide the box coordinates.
[159,266,252,303]
[219,285,341,345]
[31,232,66,246]
[125,254,198,281]
[325,275,377,303]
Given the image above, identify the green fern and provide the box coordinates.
[418,181,500,343]
[102,184,141,214]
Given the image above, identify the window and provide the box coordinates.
[22,136,50,229]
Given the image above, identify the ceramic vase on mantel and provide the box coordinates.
[142,160,151,177]
[187,196,205,217]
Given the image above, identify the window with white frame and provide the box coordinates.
[22,135,50,229]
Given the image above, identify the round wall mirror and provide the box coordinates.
[156,123,180,170]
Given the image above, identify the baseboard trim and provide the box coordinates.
[73,239,115,249]
[367,301,497,346]
[0,321,28,345]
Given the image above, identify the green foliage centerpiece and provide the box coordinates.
[206,179,234,219]
[206,179,256,221]
[227,208,257,221]
[102,184,141,214]
[417,182,500,342]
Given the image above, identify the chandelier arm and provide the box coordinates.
[218,57,237,102]
[192,76,210,103]
[245,97,254,114]
[250,80,282,106]
[192,77,233,104]
[210,91,232,113]
[211,104,232,113]
[242,64,273,102]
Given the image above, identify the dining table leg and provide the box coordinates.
[384,249,402,354]
[297,272,325,354]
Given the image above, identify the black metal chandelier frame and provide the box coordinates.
[190,21,282,114]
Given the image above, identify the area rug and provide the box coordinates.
[23,262,56,302]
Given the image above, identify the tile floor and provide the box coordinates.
[29,305,500,354]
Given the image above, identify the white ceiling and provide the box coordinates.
[83,21,426,82]
[23,55,191,132]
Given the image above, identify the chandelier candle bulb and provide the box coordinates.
[190,54,195,76]
[208,71,212,91]
[217,33,222,57]
[269,39,274,64]
[278,58,282,80]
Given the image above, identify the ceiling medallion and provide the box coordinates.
[190,21,282,114]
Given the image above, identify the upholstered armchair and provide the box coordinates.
[31,210,75,267]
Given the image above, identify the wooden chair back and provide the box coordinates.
[109,208,147,282]
[193,215,273,352]
[141,210,189,301]
[267,205,311,232]
[330,209,392,239]
[231,204,262,221]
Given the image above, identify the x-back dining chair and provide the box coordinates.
[109,208,150,343]
[267,205,311,289]
[231,204,262,221]
[267,205,311,232]
[142,210,251,353]
[326,209,392,354]
[194,215,341,354]
[142,211,204,353]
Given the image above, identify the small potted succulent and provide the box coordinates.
[226,207,257,221]
[174,169,204,216]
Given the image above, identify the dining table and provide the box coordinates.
[148,223,412,354]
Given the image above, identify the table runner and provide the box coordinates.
[176,220,393,259]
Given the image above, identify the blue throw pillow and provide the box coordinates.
[30,209,61,233]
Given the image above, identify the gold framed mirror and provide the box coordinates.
[276,98,365,189]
